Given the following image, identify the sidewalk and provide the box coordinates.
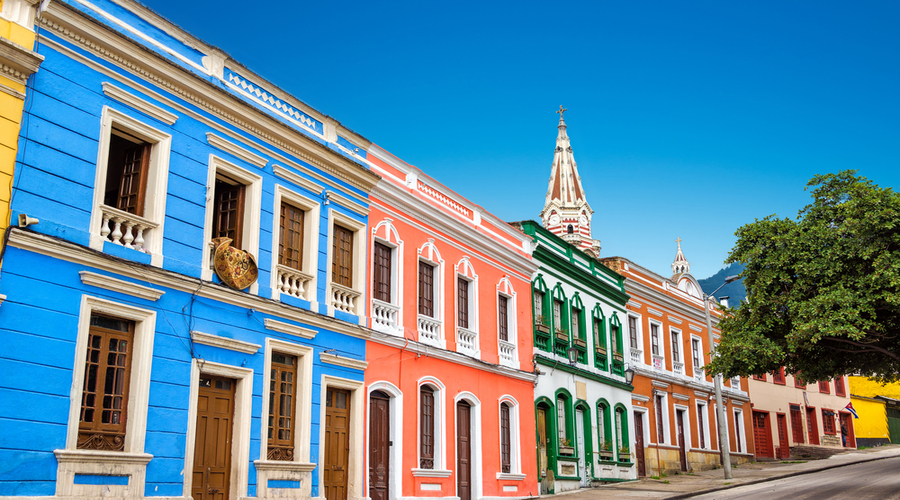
[548,445,900,499]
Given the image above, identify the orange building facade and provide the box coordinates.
[362,145,540,500]
[602,248,754,475]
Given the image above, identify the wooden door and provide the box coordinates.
[456,401,472,500]
[325,388,351,500]
[753,411,772,458]
[369,391,390,500]
[192,376,235,500]
[887,407,900,444]
[806,408,820,445]
[575,409,588,486]
[634,411,646,477]
[790,406,805,444]
[536,407,549,494]
[675,410,687,471]
[776,414,789,459]
[839,412,856,448]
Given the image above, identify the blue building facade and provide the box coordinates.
[0,1,380,498]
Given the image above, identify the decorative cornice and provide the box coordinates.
[207,132,268,168]
[265,318,317,339]
[9,229,370,341]
[0,81,25,99]
[690,324,703,332]
[627,300,642,310]
[79,271,165,301]
[102,82,177,125]
[191,331,260,354]
[647,308,663,317]
[54,449,152,465]
[273,164,323,195]
[0,36,44,85]
[411,469,452,478]
[253,460,317,473]
[39,5,380,195]
[631,394,650,403]
[694,390,710,399]
[533,354,633,391]
[667,316,683,325]
[672,392,690,401]
[326,190,369,217]
[320,352,368,371]
[651,380,670,389]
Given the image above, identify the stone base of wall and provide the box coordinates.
[640,447,752,475]
[856,438,891,448]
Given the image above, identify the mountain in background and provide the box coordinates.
[698,262,746,307]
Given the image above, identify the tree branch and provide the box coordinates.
[825,337,900,361]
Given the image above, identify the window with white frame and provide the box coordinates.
[653,392,670,445]
[327,211,366,318]
[414,378,447,474]
[59,296,157,494]
[733,408,746,453]
[201,156,262,288]
[696,402,710,449]
[416,243,444,348]
[455,258,478,357]
[497,397,523,477]
[271,186,319,304]
[650,322,661,356]
[670,328,682,364]
[627,314,641,351]
[371,219,402,334]
[497,277,518,369]
[261,338,312,465]
[691,336,703,374]
[89,107,172,265]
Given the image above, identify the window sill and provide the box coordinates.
[55,449,153,465]
[254,459,317,472]
[411,468,452,478]
[496,472,526,481]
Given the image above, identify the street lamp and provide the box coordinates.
[624,364,635,385]
[704,274,740,480]
[566,345,578,365]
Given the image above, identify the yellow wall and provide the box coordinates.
[849,376,900,399]
[0,0,38,244]
[850,396,888,440]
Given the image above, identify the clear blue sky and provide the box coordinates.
[140,0,900,279]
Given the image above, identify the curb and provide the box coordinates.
[663,453,898,499]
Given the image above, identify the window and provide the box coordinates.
[835,377,846,397]
[734,409,746,453]
[500,403,511,473]
[90,107,172,262]
[571,305,586,363]
[818,380,830,394]
[692,338,702,370]
[822,409,836,435]
[279,202,304,270]
[753,374,767,381]
[597,402,611,454]
[332,224,354,287]
[628,316,638,349]
[556,395,570,451]
[420,386,435,468]
[655,394,665,443]
[571,308,581,339]
[272,186,319,304]
[671,329,681,363]
[696,403,707,449]
[268,352,297,461]
[611,323,620,354]
[78,314,135,451]
[794,373,806,388]
[456,276,474,331]
[498,295,509,342]
[553,299,563,332]
[773,367,786,385]
[373,242,392,303]
[213,175,245,247]
[534,290,545,325]
[419,262,435,317]
[651,324,660,356]
[593,315,607,368]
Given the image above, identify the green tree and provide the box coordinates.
[707,171,900,383]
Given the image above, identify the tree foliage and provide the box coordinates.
[707,171,900,383]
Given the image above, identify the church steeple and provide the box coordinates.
[540,106,601,257]
[671,237,690,276]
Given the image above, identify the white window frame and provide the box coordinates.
[733,408,748,454]
[455,257,479,358]
[695,402,711,450]
[654,391,672,445]
[649,320,664,369]
[496,277,518,369]
[674,405,692,451]
[497,395,525,480]
[201,155,263,294]
[371,219,403,335]
[326,209,366,322]
[690,335,705,381]
[633,408,650,456]
[89,106,172,267]
[713,403,730,449]
[413,376,451,477]
[627,313,643,354]
[255,338,315,497]
[56,295,157,498]
[270,185,320,307]
[670,327,683,364]
[416,241,445,349]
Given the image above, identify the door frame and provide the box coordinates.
[367,381,403,500]
[319,375,365,500]
[183,359,254,500]
[454,392,482,500]
[674,405,690,471]
[633,409,648,477]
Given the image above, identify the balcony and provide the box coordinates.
[630,348,643,366]
[673,361,684,377]
[456,326,478,357]
[99,204,158,252]
[418,314,444,348]
[275,264,313,301]
[330,283,360,315]
[694,367,705,382]
[372,299,400,333]
[498,339,516,368]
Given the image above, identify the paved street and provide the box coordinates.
[547,445,900,500]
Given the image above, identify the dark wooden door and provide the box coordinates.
[676,410,687,471]
[753,411,772,458]
[325,388,351,500]
[369,391,390,500]
[456,401,472,500]
[634,411,646,476]
[839,412,856,448]
[790,406,805,444]
[192,376,235,500]
[776,414,789,458]
[806,408,819,445]
[537,407,549,494]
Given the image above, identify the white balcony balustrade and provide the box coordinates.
[694,367,705,382]
[372,299,400,333]
[276,264,313,301]
[498,340,516,367]
[330,283,360,315]
[418,315,442,346]
[630,348,643,366]
[99,204,158,252]
[673,361,684,376]
[456,327,478,356]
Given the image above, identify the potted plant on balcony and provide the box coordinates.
[618,445,631,462]
[554,327,569,343]
[558,438,575,456]
[573,337,587,349]
[594,344,607,356]
[598,440,614,460]
[613,351,624,362]
[534,315,550,334]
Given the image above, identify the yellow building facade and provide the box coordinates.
[0,0,43,259]
[849,376,900,447]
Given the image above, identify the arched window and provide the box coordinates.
[567,225,574,234]
[500,402,511,473]
[597,400,612,458]
[420,385,435,469]
[615,404,630,462]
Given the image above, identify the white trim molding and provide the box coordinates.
[265,318,317,339]
[102,81,178,125]
[320,352,368,371]
[79,271,165,301]
[190,330,260,354]
[206,132,268,168]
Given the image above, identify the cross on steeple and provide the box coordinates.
[676,237,682,245]
[557,105,567,120]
